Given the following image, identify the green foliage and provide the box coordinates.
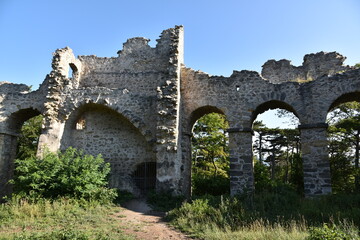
[328,101,360,192]
[146,190,185,212]
[307,223,358,240]
[114,190,134,206]
[253,160,271,191]
[168,193,360,239]
[192,173,230,196]
[16,115,43,160]
[10,147,117,203]
[192,113,229,195]
[253,120,303,193]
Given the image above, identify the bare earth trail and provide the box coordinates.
[115,199,192,240]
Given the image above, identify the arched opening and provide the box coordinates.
[251,101,302,194]
[132,162,157,195]
[68,63,78,79]
[189,106,229,196]
[1,108,42,199]
[61,103,155,196]
[327,92,360,193]
[7,108,42,160]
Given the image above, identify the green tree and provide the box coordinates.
[253,120,302,193]
[191,113,229,195]
[192,113,229,176]
[16,115,43,159]
[328,101,360,192]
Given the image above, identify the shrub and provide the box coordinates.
[147,190,185,212]
[10,147,117,203]
[307,223,358,240]
[192,172,230,196]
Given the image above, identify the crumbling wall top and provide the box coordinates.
[77,26,184,89]
[261,51,351,84]
[0,81,31,94]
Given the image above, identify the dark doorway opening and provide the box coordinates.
[132,162,156,195]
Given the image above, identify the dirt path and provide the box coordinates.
[115,199,192,240]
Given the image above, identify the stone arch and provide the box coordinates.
[189,105,226,131]
[64,100,152,143]
[183,105,229,196]
[60,102,156,196]
[68,63,78,79]
[0,107,42,199]
[249,100,303,193]
[250,100,300,126]
[328,91,360,112]
[6,108,42,133]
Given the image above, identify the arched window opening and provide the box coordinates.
[132,162,157,195]
[68,63,77,79]
[7,108,42,160]
[252,107,302,194]
[327,100,360,193]
[1,109,42,199]
[75,115,86,130]
[191,112,229,196]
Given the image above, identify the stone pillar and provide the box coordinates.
[181,131,192,198]
[155,79,182,194]
[154,26,184,195]
[228,128,254,195]
[0,132,18,200]
[299,123,332,197]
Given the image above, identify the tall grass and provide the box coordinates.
[166,191,360,240]
[0,197,133,240]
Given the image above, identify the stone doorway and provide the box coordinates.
[132,162,157,195]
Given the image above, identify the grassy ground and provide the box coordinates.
[163,191,360,240]
[1,191,359,240]
[0,198,134,240]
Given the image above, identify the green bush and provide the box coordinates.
[307,223,358,240]
[10,147,117,203]
[168,192,360,238]
[192,172,230,196]
[147,190,185,212]
[253,161,271,192]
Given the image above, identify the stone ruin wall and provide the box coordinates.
[60,104,156,195]
[262,51,351,84]
[0,26,184,198]
[0,25,360,199]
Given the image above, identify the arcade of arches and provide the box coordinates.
[0,26,359,199]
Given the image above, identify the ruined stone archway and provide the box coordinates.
[1,27,360,198]
[251,100,302,192]
[328,92,360,113]
[326,92,360,193]
[188,106,229,195]
[60,103,156,196]
[250,100,300,125]
[0,108,42,199]
[180,105,228,197]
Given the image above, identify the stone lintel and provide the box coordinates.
[298,123,328,129]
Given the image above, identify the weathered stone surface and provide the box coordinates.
[0,26,359,199]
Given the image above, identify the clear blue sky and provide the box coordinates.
[1,0,359,89]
